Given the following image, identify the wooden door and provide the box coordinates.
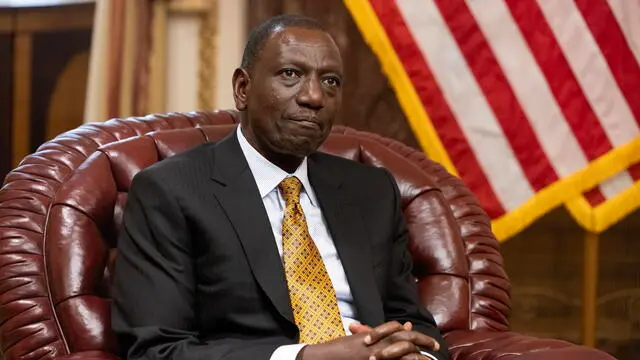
[0,3,93,181]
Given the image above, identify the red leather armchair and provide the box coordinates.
[0,110,615,360]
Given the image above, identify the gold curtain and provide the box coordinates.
[84,0,157,122]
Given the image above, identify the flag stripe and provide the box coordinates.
[587,166,638,207]
[599,172,634,199]
[598,162,640,205]
[575,0,640,130]
[467,0,590,180]
[585,187,606,207]
[369,0,506,217]
[629,163,640,181]
[537,0,640,146]
[435,0,558,191]
[395,0,535,211]
[586,162,640,206]
[505,0,613,161]
[608,0,640,63]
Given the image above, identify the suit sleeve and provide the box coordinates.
[380,169,451,360]
[111,171,289,360]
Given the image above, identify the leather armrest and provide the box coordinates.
[56,351,119,360]
[444,330,617,360]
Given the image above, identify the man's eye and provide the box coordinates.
[323,77,340,87]
[282,69,298,78]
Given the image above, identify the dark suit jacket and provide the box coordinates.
[111,130,449,360]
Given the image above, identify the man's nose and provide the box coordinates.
[297,75,324,109]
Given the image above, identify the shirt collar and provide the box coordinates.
[236,126,318,206]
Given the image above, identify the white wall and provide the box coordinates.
[165,0,246,113]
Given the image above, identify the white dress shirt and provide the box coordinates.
[236,127,437,360]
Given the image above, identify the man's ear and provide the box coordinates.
[232,68,250,111]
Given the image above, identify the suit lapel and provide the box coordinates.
[308,155,385,327]
[209,131,294,324]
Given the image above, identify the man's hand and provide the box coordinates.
[349,321,440,360]
[297,321,440,360]
[297,322,405,360]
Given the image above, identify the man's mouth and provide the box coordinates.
[287,117,321,130]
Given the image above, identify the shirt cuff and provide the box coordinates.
[270,344,307,360]
[420,350,440,360]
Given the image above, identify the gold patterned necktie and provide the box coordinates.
[278,176,346,344]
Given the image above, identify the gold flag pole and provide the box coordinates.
[582,231,599,347]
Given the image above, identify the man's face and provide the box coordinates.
[234,27,343,159]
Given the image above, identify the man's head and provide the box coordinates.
[233,14,343,171]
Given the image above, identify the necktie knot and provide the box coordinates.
[279,176,302,205]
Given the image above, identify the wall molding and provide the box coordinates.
[168,0,209,14]
[197,0,216,109]
[15,3,93,32]
[167,0,217,110]
[0,12,12,33]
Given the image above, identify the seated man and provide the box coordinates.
[111,14,449,360]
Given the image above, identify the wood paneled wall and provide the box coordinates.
[0,32,12,183]
[30,30,91,149]
[0,4,93,181]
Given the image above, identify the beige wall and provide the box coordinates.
[165,0,246,113]
[215,0,246,109]
[165,13,199,112]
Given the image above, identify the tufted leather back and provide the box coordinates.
[0,110,510,360]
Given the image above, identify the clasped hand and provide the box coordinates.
[298,321,440,360]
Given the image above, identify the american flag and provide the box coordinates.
[345,0,640,240]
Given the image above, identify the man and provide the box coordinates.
[112,14,449,360]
